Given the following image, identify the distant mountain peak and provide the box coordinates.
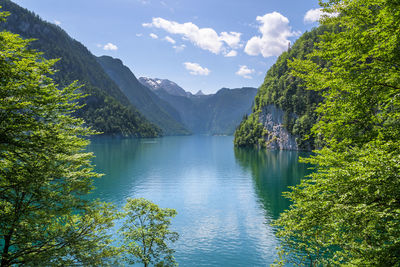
[195,90,205,96]
[139,77,191,97]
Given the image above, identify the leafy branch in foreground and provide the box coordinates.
[0,10,118,266]
[274,0,400,265]
[119,198,179,267]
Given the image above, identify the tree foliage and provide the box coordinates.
[120,198,179,267]
[274,0,400,265]
[0,11,118,266]
[234,114,267,148]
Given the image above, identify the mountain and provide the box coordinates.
[195,90,205,96]
[234,26,333,150]
[138,77,191,97]
[140,80,258,135]
[205,88,258,135]
[0,0,160,137]
[96,56,190,135]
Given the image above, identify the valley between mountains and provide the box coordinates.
[0,0,258,138]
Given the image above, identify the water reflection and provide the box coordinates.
[234,148,311,219]
[88,137,156,203]
[87,136,311,266]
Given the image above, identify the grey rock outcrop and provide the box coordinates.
[259,105,298,150]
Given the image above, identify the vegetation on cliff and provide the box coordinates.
[234,26,332,149]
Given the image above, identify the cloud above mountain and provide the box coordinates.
[143,17,242,55]
[236,65,255,79]
[183,62,210,76]
[225,50,237,57]
[149,33,158,39]
[245,12,297,58]
[164,36,176,44]
[103,43,118,51]
[304,8,339,23]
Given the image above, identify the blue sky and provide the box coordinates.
[12,0,322,94]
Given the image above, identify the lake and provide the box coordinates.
[88,135,311,266]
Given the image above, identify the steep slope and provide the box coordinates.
[205,88,258,135]
[234,26,332,150]
[96,56,190,135]
[0,0,160,137]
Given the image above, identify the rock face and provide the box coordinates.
[259,105,298,150]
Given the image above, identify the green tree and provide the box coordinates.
[234,114,267,148]
[120,198,179,267]
[0,10,117,266]
[274,0,400,265]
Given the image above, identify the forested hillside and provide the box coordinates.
[234,26,332,149]
[0,0,160,137]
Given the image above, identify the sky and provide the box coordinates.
[12,0,323,94]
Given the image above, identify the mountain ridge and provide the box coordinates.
[0,0,161,137]
[138,77,192,97]
[140,79,258,135]
[96,56,190,135]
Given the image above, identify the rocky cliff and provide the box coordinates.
[234,26,331,150]
[259,105,298,150]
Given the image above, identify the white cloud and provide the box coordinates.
[236,65,255,79]
[220,32,242,49]
[54,20,61,26]
[149,33,158,39]
[224,50,237,57]
[164,36,176,44]
[244,12,296,58]
[143,17,242,54]
[173,44,186,52]
[136,33,143,37]
[103,43,118,51]
[183,62,210,76]
[304,8,338,23]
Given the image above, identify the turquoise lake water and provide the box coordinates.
[88,135,310,266]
